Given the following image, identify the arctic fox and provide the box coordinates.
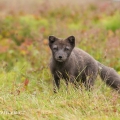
[48,35,120,93]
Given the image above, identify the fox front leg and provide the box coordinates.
[53,75,60,93]
[69,75,79,88]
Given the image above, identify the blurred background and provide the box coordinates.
[0,0,120,72]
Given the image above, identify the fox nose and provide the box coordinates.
[59,56,62,59]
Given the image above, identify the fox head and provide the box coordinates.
[48,36,75,62]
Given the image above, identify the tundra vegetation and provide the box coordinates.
[0,0,120,119]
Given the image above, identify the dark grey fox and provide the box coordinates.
[48,35,120,93]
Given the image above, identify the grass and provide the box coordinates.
[0,59,120,120]
[0,0,120,119]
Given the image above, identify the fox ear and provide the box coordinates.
[66,36,75,47]
[48,36,57,44]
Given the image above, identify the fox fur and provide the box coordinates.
[48,35,120,93]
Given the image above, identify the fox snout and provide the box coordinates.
[58,56,62,59]
[55,52,67,62]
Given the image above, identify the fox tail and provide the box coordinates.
[98,62,120,92]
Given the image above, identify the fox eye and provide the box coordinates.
[53,47,58,51]
[65,47,70,51]
[53,45,58,51]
